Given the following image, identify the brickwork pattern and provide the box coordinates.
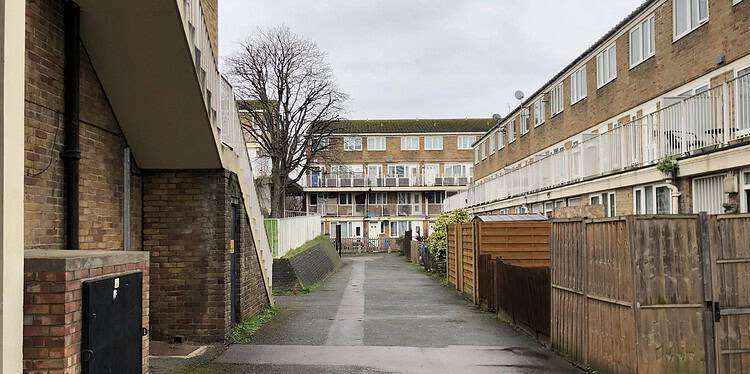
[145,170,269,343]
[476,0,750,180]
[25,0,141,250]
[23,262,150,374]
[200,0,219,56]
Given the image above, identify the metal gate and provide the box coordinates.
[709,215,750,374]
[82,272,143,374]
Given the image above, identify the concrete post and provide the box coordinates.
[0,0,25,372]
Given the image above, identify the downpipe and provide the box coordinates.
[62,1,81,250]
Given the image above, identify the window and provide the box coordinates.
[590,192,616,217]
[507,120,516,143]
[630,15,656,67]
[555,200,567,209]
[424,136,444,150]
[532,203,544,214]
[338,193,352,205]
[481,142,487,160]
[692,174,728,214]
[550,84,564,116]
[489,134,496,155]
[426,191,444,204]
[742,170,750,213]
[544,202,554,217]
[520,112,530,134]
[674,0,708,40]
[596,44,617,88]
[567,197,581,207]
[318,136,330,149]
[497,130,505,150]
[390,221,412,238]
[457,135,477,149]
[401,136,419,150]
[444,164,472,178]
[474,148,480,164]
[368,192,387,204]
[343,136,363,151]
[533,100,545,127]
[571,66,587,104]
[634,185,673,214]
[367,136,386,151]
[735,0,744,5]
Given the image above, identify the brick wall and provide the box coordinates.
[25,0,141,251]
[476,0,750,179]
[200,0,219,56]
[23,253,149,373]
[144,170,269,343]
[330,134,478,165]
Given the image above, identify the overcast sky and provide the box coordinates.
[219,0,645,120]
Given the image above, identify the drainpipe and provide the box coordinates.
[664,180,682,214]
[62,1,80,250]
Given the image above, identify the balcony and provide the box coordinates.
[445,74,750,211]
[303,173,472,189]
[308,203,444,217]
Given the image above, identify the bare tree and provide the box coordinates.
[226,25,347,218]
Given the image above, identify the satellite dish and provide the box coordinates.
[492,113,503,121]
[515,90,525,100]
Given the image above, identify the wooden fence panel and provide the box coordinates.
[550,219,587,365]
[631,216,707,374]
[447,224,458,287]
[586,219,636,374]
[477,221,551,267]
[461,224,475,299]
[711,215,750,374]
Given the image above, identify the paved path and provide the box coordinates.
[216,255,579,373]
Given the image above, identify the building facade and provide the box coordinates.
[304,119,492,244]
[446,0,750,219]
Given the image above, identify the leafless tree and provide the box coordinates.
[226,25,347,218]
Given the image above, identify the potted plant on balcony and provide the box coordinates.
[656,157,680,180]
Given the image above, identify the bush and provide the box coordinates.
[427,209,471,278]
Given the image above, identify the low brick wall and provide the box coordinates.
[272,237,341,291]
[23,250,150,374]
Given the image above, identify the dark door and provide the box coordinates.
[82,272,143,374]
[230,204,241,325]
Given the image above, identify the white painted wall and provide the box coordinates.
[273,215,322,258]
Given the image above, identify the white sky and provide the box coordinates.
[219,0,645,120]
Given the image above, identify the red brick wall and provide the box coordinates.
[23,261,150,373]
[144,170,269,343]
[24,0,142,251]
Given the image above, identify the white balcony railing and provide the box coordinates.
[308,203,443,217]
[445,75,750,212]
[304,173,473,188]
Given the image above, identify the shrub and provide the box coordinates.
[427,209,471,278]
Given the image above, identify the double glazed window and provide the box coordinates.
[533,100,545,127]
[496,130,505,150]
[457,135,477,150]
[742,170,750,213]
[367,136,386,151]
[673,0,708,40]
[424,136,444,150]
[634,185,673,215]
[590,192,616,217]
[596,44,617,88]
[481,142,487,160]
[343,136,363,151]
[444,164,472,178]
[507,120,516,143]
[630,15,656,67]
[489,135,496,155]
[401,136,420,150]
[571,66,588,104]
[550,84,564,116]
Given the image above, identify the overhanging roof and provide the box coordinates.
[76,0,222,169]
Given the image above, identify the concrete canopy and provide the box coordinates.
[76,0,222,169]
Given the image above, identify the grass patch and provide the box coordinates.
[281,235,330,259]
[228,306,279,344]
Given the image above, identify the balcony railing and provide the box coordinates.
[308,203,443,217]
[445,75,750,212]
[303,173,472,188]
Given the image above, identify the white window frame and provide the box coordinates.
[343,136,363,151]
[424,136,444,151]
[488,134,496,155]
[481,141,487,160]
[571,66,588,105]
[692,173,728,214]
[596,43,617,88]
[589,191,616,217]
[457,135,477,150]
[567,197,581,207]
[550,84,564,116]
[507,121,516,143]
[533,100,545,127]
[497,130,505,150]
[474,148,480,164]
[742,169,750,213]
[633,184,673,215]
[629,15,656,68]
[673,0,709,41]
[367,136,386,151]
[400,136,420,151]
[734,0,744,5]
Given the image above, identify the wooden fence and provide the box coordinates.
[446,223,477,301]
[551,214,750,374]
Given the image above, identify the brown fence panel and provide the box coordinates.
[496,261,550,337]
[551,219,587,365]
[586,218,636,374]
[477,254,496,311]
[711,215,750,374]
[478,221,551,267]
[460,223,476,300]
[447,224,458,287]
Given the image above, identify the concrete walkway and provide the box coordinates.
[216,254,579,373]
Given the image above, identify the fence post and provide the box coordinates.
[335,224,342,257]
[473,221,480,305]
[625,216,640,374]
[581,219,589,365]
[698,212,717,374]
[457,223,463,292]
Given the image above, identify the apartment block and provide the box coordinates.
[446,0,750,219]
[16,0,273,371]
[304,119,492,244]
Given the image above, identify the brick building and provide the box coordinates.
[446,0,750,219]
[303,119,492,244]
[14,0,272,372]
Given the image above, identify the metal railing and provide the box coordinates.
[308,203,441,217]
[304,173,472,188]
[446,77,750,212]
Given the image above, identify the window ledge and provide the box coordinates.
[597,77,617,90]
[629,54,655,70]
[673,20,709,43]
